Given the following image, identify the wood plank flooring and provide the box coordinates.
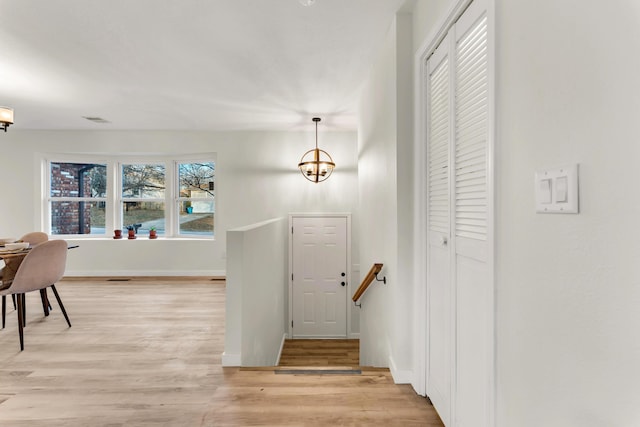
[0,279,443,426]
[279,339,360,367]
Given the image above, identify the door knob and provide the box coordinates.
[341,272,346,277]
[341,281,346,286]
[439,236,448,246]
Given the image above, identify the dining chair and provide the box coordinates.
[0,240,71,351]
[19,232,48,246]
[2,232,50,316]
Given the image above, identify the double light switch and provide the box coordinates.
[535,164,579,214]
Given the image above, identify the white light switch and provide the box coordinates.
[539,179,552,204]
[535,164,579,214]
[556,176,568,202]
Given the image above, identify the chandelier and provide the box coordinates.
[298,117,335,183]
[0,107,14,132]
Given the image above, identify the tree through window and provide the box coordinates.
[45,156,216,238]
[178,162,215,236]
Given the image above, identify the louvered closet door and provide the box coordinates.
[453,0,493,426]
[424,0,493,426]
[425,32,453,427]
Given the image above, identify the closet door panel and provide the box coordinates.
[425,32,453,427]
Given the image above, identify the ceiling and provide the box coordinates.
[0,0,407,131]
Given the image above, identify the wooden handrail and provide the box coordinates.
[352,263,383,303]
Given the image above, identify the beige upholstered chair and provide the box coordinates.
[19,232,48,246]
[2,232,49,313]
[0,240,71,351]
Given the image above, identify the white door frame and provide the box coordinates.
[288,213,353,339]
[413,0,496,425]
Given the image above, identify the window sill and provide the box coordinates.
[58,237,215,242]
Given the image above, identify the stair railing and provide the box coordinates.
[352,263,386,307]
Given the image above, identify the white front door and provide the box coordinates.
[291,216,347,338]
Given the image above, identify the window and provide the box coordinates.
[177,162,215,236]
[49,162,107,235]
[121,163,167,236]
[44,155,215,238]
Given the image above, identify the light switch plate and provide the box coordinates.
[535,164,579,214]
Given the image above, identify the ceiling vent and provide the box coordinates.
[82,116,111,124]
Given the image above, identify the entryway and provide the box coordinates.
[289,214,352,338]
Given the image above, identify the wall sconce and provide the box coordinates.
[0,107,14,132]
[298,117,335,183]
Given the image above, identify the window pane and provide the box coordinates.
[122,164,165,198]
[179,201,214,236]
[51,201,105,235]
[51,162,107,198]
[179,162,215,199]
[122,201,165,235]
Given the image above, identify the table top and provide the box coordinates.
[0,247,30,259]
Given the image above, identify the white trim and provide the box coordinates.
[288,213,352,339]
[412,13,429,397]
[349,261,360,339]
[486,0,497,424]
[389,355,413,384]
[415,0,474,64]
[221,352,241,367]
[64,269,225,277]
[275,333,287,366]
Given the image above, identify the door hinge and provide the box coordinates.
[291,320,293,328]
[291,226,294,234]
[291,273,293,281]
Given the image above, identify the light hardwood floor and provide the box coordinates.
[279,339,360,367]
[0,279,443,426]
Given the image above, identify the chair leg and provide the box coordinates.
[2,295,5,329]
[40,289,50,316]
[17,294,24,351]
[50,285,71,327]
[43,288,52,311]
[22,294,26,325]
[12,294,16,310]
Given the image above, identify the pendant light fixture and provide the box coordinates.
[0,107,14,132]
[298,117,335,183]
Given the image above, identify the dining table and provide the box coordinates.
[0,243,79,290]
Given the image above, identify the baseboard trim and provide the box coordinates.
[389,355,412,384]
[65,270,226,277]
[275,333,287,366]
[221,352,241,367]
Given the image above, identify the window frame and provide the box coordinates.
[118,161,169,236]
[40,153,216,239]
[175,160,216,237]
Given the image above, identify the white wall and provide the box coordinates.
[0,130,359,276]
[357,17,397,368]
[224,218,287,367]
[402,0,640,425]
[495,0,640,425]
[356,11,415,380]
[411,0,454,52]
